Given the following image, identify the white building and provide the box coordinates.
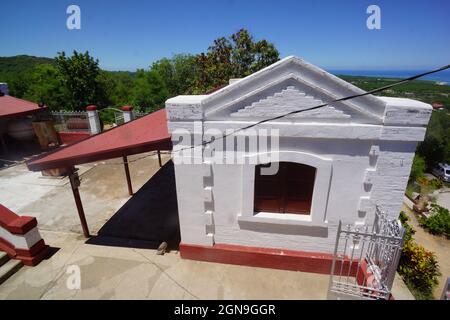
[165,56,431,271]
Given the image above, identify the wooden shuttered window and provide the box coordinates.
[254,162,316,215]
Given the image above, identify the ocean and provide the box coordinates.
[327,69,450,85]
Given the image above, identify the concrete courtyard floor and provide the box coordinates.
[0,153,412,299]
[0,230,332,299]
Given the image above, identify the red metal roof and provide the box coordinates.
[0,95,46,119]
[27,109,172,171]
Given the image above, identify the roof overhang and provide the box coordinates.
[27,109,172,171]
[0,95,47,120]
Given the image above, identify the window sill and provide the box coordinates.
[238,212,328,228]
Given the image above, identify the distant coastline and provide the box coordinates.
[328,69,450,86]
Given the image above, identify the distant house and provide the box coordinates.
[166,56,432,270]
[432,102,444,110]
[0,84,47,153]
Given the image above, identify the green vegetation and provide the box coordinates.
[399,211,416,243]
[0,55,54,98]
[409,155,426,183]
[341,75,450,170]
[399,240,440,300]
[189,29,279,94]
[398,211,441,300]
[0,28,279,114]
[54,51,108,111]
[419,203,450,238]
[416,110,450,169]
[339,75,450,107]
[405,182,421,199]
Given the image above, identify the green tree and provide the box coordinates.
[54,51,108,110]
[409,155,426,182]
[420,204,450,237]
[416,110,450,168]
[102,71,135,108]
[131,69,168,111]
[7,73,30,98]
[23,64,68,110]
[151,54,197,97]
[191,28,280,93]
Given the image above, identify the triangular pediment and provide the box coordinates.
[201,56,387,124]
[230,85,351,120]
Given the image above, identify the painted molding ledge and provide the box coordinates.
[0,204,50,266]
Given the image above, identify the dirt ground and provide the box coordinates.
[401,204,450,299]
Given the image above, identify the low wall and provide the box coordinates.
[403,194,415,210]
[0,204,49,266]
[58,131,90,145]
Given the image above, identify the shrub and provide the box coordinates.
[398,210,441,299]
[419,203,450,237]
[399,211,416,243]
[405,182,421,199]
[398,240,440,299]
[417,176,428,187]
[98,108,117,125]
[428,178,444,190]
[409,155,426,183]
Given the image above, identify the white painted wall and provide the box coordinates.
[166,56,432,254]
[86,108,101,134]
[170,137,419,253]
[0,226,42,250]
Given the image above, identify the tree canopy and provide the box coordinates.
[0,29,279,113]
[54,51,108,110]
[416,110,450,168]
[190,29,280,93]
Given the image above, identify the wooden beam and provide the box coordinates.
[157,150,162,167]
[68,168,90,238]
[123,156,133,196]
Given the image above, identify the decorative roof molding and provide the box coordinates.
[166,56,432,127]
[201,56,387,123]
[230,85,351,120]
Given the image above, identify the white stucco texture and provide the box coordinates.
[165,56,432,253]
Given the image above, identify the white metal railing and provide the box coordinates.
[113,111,148,126]
[327,206,405,300]
[51,110,90,132]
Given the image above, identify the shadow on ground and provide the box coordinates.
[0,136,42,169]
[87,160,181,250]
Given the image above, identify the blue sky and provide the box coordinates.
[1,0,449,71]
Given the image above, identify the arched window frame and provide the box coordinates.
[239,151,333,227]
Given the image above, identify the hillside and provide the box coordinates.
[0,54,448,109]
[0,55,136,81]
[338,75,450,107]
[0,55,54,77]
[0,55,55,97]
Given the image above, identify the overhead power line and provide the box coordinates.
[172,63,450,152]
[98,63,450,166]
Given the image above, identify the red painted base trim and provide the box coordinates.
[0,238,50,266]
[0,204,37,235]
[58,132,90,145]
[180,243,358,275]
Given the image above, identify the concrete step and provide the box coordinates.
[0,258,23,285]
[0,251,9,267]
